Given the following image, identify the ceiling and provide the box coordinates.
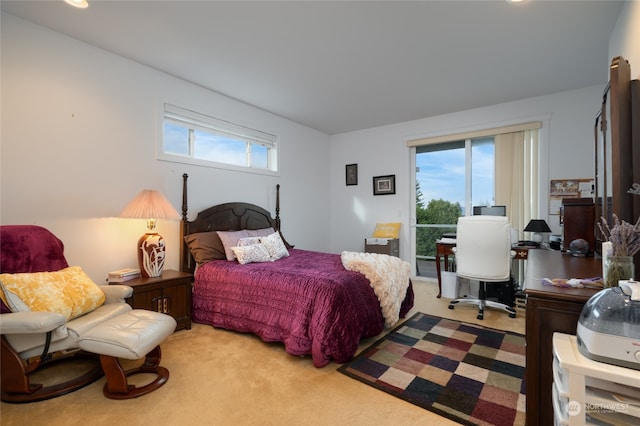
[1,1,624,135]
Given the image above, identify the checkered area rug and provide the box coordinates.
[338,313,526,426]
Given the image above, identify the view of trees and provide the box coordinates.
[415,182,462,259]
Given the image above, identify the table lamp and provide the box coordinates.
[120,189,181,278]
[524,219,552,245]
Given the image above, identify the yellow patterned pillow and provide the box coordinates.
[0,266,105,320]
[372,223,401,238]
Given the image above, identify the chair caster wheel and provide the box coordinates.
[509,313,516,318]
[477,313,484,320]
[448,304,454,310]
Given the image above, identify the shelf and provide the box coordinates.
[552,333,640,425]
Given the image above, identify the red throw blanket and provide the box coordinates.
[192,249,414,367]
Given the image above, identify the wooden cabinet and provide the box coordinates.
[561,198,595,254]
[111,270,193,331]
[364,238,399,257]
[524,250,602,426]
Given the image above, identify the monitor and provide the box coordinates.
[472,205,506,216]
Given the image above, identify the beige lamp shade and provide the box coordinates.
[120,189,181,221]
[119,189,180,278]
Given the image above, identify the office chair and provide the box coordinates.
[448,216,517,320]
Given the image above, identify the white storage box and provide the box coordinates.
[441,271,460,299]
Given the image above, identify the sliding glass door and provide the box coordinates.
[415,138,495,277]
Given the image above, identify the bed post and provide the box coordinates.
[180,173,189,273]
[275,184,281,232]
[181,173,189,222]
[274,184,294,249]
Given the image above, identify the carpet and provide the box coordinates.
[338,312,526,426]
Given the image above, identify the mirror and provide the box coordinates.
[594,83,612,254]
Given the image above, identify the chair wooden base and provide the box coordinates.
[1,337,104,404]
[100,345,169,400]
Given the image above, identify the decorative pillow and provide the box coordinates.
[260,232,289,261]
[247,227,275,238]
[0,266,105,321]
[237,237,261,247]
[217,230,250,261]
[184,231,227,264]
[231,244,272,265]
[373,222,401,238]
[0,281,31,312]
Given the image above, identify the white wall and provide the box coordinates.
[328,1,639,272]
[328,86,604,266]
[1,14,331,282]
[609,1,640,80]
[3,3,637,281]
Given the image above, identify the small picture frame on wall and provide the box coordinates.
[345,164,358,186]
[373,175,395,195]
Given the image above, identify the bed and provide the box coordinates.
[179,174,414,367]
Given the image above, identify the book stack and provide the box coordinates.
[108,268,141,282]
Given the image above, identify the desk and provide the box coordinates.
[435,240,531,298]
[435,240,455,298]
[524,250,602,426]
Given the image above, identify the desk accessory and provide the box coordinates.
[524,219,552,244]
[577,279,640,370]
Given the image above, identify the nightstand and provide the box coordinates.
[364,238,399,257]
[110,269,193,331]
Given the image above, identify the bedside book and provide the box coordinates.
[108,274,140,282]
[108,268,141,282]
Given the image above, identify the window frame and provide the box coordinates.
[157,102,280,176]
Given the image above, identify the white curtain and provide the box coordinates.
[495,129,540,237]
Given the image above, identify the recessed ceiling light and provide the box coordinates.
[64,0,89,9]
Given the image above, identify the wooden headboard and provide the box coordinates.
[179,174,292,273]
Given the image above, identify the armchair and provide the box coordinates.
[0,225,134,403]
[447,216,517,320]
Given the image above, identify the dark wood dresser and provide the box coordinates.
[524,250,602,425]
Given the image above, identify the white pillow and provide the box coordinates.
[231,244,272,265]
[260,232,289,261]
[237,237,261,247]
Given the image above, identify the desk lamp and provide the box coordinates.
[524,219,552,246]
[120,189,181,278]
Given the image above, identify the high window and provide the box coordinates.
[159,103,278,174]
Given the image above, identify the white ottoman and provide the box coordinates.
[78,309,177,399]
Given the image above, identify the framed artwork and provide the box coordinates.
[548,178,594,214]
[345,164,358,186]
[373,175,395,195]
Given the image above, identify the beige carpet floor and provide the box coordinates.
[0,279,525,426]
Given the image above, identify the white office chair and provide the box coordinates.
[448,215,517,320]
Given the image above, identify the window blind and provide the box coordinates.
[407,121,542,147]
[164,103,277,147]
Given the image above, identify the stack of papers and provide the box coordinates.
[108,268,141,282]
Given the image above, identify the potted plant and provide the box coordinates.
[598,214,640,287]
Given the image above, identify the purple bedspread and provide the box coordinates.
[192,249,414,367]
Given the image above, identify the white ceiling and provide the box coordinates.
[1,0,624,135]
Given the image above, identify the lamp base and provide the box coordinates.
[137,233,165,278]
